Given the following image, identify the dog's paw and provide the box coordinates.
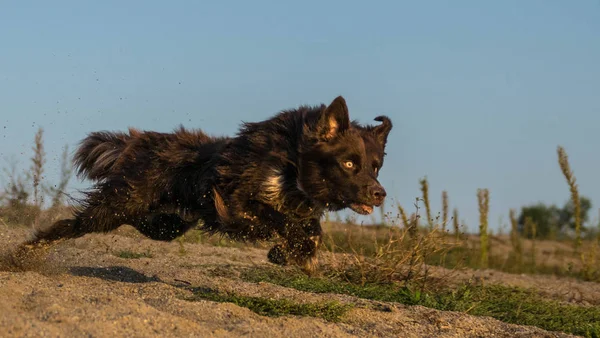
[267,244,288,266]
[300,255,319,276]
[290,238,317,258]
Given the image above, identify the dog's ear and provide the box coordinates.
[316,96,350,141]
[372,115,392,147]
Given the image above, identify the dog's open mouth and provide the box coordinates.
[350,203,374,215]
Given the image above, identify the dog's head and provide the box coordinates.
[299,96,393,215]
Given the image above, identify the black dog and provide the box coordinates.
[23,96,392,273]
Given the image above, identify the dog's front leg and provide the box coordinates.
[301,218,323,273]
[267,218,321,275]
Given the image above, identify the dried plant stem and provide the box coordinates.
[442,191,448,233]
[453,208,460,240]
[557,146,581,251]
[525,216,537,271]
[509,209,523,268]
[30,127,46,208]
[419,177,432,229]
[477,188,490,269]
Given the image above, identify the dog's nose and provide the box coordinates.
[368,185,387,205]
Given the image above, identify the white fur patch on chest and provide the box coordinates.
[259,167,316,217]
[261,168,285,210]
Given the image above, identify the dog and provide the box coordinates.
[21,96,392,273]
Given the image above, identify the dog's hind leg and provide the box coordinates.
[7,186,133,270]
[24,186,132,246]
[131,213,198,241]
[24,219,88,245]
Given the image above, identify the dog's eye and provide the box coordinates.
[343,161,354,169]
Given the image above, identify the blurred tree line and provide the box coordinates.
[517,196,597,240]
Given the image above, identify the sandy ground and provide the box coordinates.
[0,225,588,338]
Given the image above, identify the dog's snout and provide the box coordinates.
[368,185,387,205]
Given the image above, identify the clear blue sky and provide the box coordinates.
[1,1,599,233]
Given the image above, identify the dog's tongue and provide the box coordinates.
[351,203,373,215]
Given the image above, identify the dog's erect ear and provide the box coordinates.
[317,96,350,141]
[372,115,393,147]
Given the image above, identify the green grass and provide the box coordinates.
[241,267,600,337]
[468,286,600,338]
[114,250,154,259]
[182,286,352,322]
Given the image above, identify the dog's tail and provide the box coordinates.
[73,130,130,181]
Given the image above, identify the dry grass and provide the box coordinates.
[510,209,524,269]
[321,214,459,291]
[556,145,599,280]
[30,127,45,210]
[419,177,433,228]
[477,188,490,269]
[46,145,73,211]
[0,127,73,227]
[442,190,449,233]
[452,208,460,239]
[557,145,581,251]
[397,203,410,229]
[525,216,538,271]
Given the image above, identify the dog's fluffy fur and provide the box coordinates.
[23,96,392,273]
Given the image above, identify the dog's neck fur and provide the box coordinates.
[209,105,327,222]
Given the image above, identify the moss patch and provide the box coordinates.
[183,286,352,323]
[114,250,154,259]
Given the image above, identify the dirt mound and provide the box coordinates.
[0,225,577,337]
